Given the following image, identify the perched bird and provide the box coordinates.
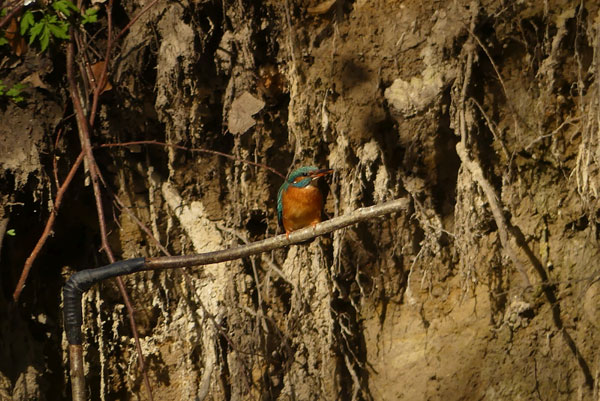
[277,166,334,238]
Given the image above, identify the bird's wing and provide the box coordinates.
[277,184,285,227]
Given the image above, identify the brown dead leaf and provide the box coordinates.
[5,17,27,57]
[22,72,48,90]
[89,61,113,94]
[307,0,336,15]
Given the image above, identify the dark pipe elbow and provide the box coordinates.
[63,258,146,345]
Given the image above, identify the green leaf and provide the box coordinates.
[6,229,16,236]
[7,87,20,97]
[28,21,44,45]
[1,8,8,17]
[39,24,50,51]
[6,83,26,96]
[20,10,35,35]
[48,21,69,39]
[46,14,59,24]
[10,94,24,103]
[0,37,8,46]
[82,8,97,24]
[52,0,78,17]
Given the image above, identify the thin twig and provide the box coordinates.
[114,0,161,44]
[110,190,170,256]
[52,126,66,188]
[466,27,511,111]
[525,115,582,150]
[465,24,533,137]
[100,140,286,178]
[0,3,22,31]
[73,29,92,96]
[0,0,20,13]
[12,151,85,301]
[470,98,510,159]
[89,0,113,127]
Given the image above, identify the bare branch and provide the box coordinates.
[0,2,22,31]
[114,0,161,44]
[13,151,85,301]
[144,197,410,270]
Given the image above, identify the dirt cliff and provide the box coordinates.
[1,0,599,400]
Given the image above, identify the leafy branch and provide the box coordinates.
[18,0,96,51]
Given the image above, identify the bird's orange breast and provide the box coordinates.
[281,184,323,233]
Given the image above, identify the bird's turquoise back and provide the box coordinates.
[277,166,319,226]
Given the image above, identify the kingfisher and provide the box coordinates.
[277,166,334,238]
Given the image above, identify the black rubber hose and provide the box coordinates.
[63,258,146,345]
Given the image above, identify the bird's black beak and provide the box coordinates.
[309,169,334,180]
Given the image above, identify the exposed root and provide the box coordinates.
[456,142,531,288]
